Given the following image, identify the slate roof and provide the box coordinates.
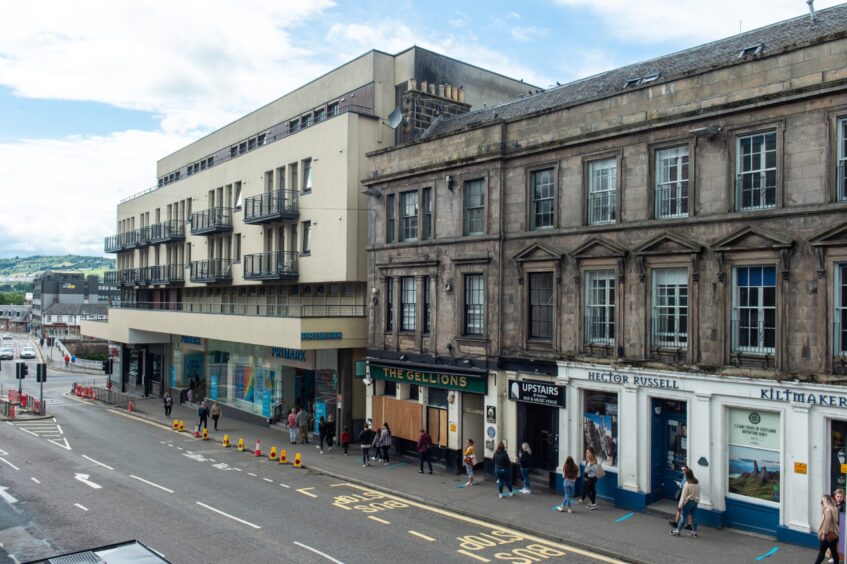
[424,4,847,139]
[42,303,108,316]
[0,305,31,320]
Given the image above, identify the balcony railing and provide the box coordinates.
[104,235,122,253]
[150,264,185,285]
[731,318,775,355]
[736,172,776,211]
[134,227,151,248]
[148,220,186,244]
[190,207,233,235]
[243,251,298,280]
[838,162,846,202]
[584,314,615,346]
[587,191,616,225]
[112,301,366,318]
[190,258,233,283]
[132,267,152,285]
[654,181,689,219]
[243,190,300,224]
[103,270,120,287]
[650,316,688,349]
[835,321,847,358]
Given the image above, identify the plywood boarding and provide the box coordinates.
[427,406,448,447]
[372,396,422,442]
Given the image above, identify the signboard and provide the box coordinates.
[729,410,779,450]
[794,462,807,474]
[369,365,486,394]
[301,332,342,341]
[262,389,271,418]
[210,375,218,400]
[355,359,366,378]
[508,379,565,407]
[271,347,306,362]
[314,401,326,434]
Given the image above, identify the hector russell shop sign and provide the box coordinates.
[369,365,486,394]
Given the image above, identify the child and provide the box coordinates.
[341,426,351,455]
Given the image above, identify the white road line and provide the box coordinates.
[247,472,257,477]
[130,475,174,493]
[293,541,344,564]
[74,503,88,511]
[196,502,261,529]
[30,477,40,484]
[20,429,39,437]
[48,438,71,451]
[82,455,114,470]
[4,421,12,426]
[279,483,291,489]
[233,468,242,472]
[74,473,102,489]
[0,458,20,471]
[176,447,183,451]
[55,424,63,434]
[0,448,6,455]
[263,478,273,483]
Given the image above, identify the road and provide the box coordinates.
[0,339,622,563]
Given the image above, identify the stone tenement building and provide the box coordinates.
[362,5,847,546]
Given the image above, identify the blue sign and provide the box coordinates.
[181,336,201,345]
[210,375,218,400]
[314,401,326,434]
[271,347,306,361]
[301,332,342,341]
[262,389,271,418]
[170,366,176,388]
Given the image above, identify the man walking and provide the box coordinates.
[297,406,311,444]
[358,423,376,467]
[287,408,298,444]
[163,392,173,418]
[417,428,433,474]
[198,401,209,430]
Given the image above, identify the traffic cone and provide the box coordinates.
[223,435,231,448]
[178,420,185,432]
[279,450,288,464]
[254,439,262,457]
[237,438,245,452]
[194,427,200,439]
[202,428,209,441]
[172,419,179,430]
[128,400,133,413]
[293,452,302,468]
[269,446,278,461]
[8,404,14,419]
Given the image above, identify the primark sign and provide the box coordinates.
[508,379,566,407]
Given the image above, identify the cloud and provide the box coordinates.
[550,0,844,43]
[510,26,550,43]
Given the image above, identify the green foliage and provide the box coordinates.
[0,255,115,278]
[0,292,25,305]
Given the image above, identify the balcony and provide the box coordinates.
[243,190,300,224]
[133,227,151,248]
[103,270,120,287]
[150,264,185,285]
[243,251,298,281]
[190,258,232,283]
[104,235,122,253]
[190,207,233,235]
[132,267,152,286]
[148,220,186,244]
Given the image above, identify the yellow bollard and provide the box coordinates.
[237,438,245,452]
[172,419,179,430]
[269,446,278,461]
[223,435,230,448]
[279,450,288,464]
[202,428,209,441]
[178,420,185,432]
[293,452,302,468]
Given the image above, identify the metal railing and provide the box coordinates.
[650,316,688,349]
[731,318,776,354]
[243,190,300,223]
[148,220,186,243]
[104,270,119,287]
[587,191,616,225]
[838,162,846,202]
[190,207,233,234]
[835,321,847,357]
[654,181,689,219]
[133,266,152,285]
[584,314,615,346]
[243,251,298,280]
[112,301,366,318]
[190,258,233,283]
[149,264,185,285]
[736,172,776,211]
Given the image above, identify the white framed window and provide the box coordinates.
[588,159,617,225]
[732,266,776,354]
[838,117,847,201]
[530,168,555,230]
[464,274,484,335]
[651,268,688,348]
[463,179,485,235]
[302,221,312,254]
[836,263,847,357]
[655,146,689,219]
[386,194,395,244]
[399,191,419,242]
[422,187,432,240]
[736,131,777,211]
[528,272,553,340]
[400,277,416,331]
[585,270,615,345]
[302,159,312,192]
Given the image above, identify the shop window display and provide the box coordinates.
[583,391,618,467]
[728,408,781,502]
[831,420,847,491]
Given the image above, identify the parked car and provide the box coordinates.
[19,346,36,359]
[0,347,13,360]
[2,334,13,340]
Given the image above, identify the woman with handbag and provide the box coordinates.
[463,439,476,486]
[814,494,840,564]
[378,422,392,464]
[671,467,700,537]
[580,447,600,509]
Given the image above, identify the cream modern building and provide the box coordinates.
[83,47,530,430]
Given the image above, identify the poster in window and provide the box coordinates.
[583,413,617,467]
[728,409,781,502]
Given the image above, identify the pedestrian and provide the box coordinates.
[494,441,514,499]
[326,414,335,451]
[557,456,579,513]
[197,401,209,431]
[671,467,700,537]
[358,423,376,467]
[341,426,351,455]
[463,438,476,486]
[210,401,221,431]
[318,416,328,453]
[377,422,392,464]
[814,495,840,564]
[297,406,311,444]
[669,465,693,530]
[186,387,194,404]
[417,428,433,474]
[580,447,600,509]
[64,354,70,368]
[834,488,845,515]
[287,408,298,444]
[518,442,532,494]
[163,392,173,418]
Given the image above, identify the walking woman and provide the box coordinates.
[813,495,839,564]
[557,456,579,513]
[210,401,221,431]
[378,422,392,464]
[518,443,532,494]
[318,416,328,453]
[580,447,599,509]
[494,442,514,499]
[463,439,476,487]
[671,467,700,537]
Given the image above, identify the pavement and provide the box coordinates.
[116,396,816,564]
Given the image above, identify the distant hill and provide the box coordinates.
[0,256,115,279]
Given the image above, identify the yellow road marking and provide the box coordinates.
[368,516,391,525]
[408,530,435,542]
[330,482,351,487]
[297,487,318,498]
[336,484,624,563]
[457,550,490,562]
[107,409,172,430]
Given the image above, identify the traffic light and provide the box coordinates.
[36,363,47,383]
[101,359,113,375]
[16,362,27,379]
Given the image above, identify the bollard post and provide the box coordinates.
[279,450,288,464]
[237,438,245,452]
[269,446,278,461]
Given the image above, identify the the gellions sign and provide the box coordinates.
[508,379,566,407]
[370,365,486,394]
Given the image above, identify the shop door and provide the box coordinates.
[650,399,687,502]
[518,403,559,471]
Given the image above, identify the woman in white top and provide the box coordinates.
[671,467,700,537]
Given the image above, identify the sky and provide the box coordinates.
[0,0,841,258]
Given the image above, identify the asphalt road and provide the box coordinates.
[0,349,622,564]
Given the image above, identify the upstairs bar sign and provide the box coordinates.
[369,365,486,394]
[508,379,566,407]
